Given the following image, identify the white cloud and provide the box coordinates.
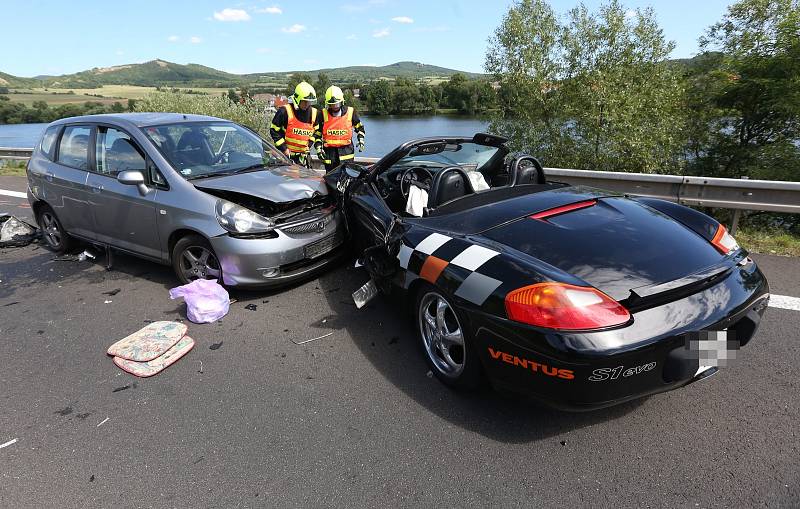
[190,36,202,44]
[115,50,124,56]
[372,27,390,38]
[391,16,413,24]
[213,8,251,22]
[167,35,180,42]
[625,9,637,19]
[255,6,282,14]
[345,34,357,40]
[281,24,306,33]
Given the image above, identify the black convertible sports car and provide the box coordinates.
[325,133,770,411]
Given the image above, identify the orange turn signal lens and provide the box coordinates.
[710,224,740,255]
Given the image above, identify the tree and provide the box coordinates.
[559,1,687,172]
[313,72,332,100]
[365,80,393,115]
[485,0,566,162]
[486,0,687,173]
[286,72,313,97]
[690,0,800,180]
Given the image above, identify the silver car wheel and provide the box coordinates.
[179,246,221,282]
[40,211,62,248]
[418,291,466,377]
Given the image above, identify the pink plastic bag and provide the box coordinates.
[169,279,230,324]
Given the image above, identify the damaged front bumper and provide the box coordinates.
[210,209,346,287]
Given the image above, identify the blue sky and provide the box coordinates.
[3,0,735,77]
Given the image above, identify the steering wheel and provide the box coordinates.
[399,166,434,199]
[511,155,546,185]
[213,150,237,165]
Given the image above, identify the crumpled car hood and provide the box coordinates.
[193,166,328,203]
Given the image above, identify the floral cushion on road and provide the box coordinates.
[106,321,188,361]
[113,336,195,377]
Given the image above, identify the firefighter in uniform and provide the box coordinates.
[314,85,366,172]
[270,81,319,167]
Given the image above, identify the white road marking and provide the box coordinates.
[97,417,109,427]
[0,438,18,449]
[0,189,26,199]
[769,294,800,311]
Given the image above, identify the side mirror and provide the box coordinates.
[117,170,150,196]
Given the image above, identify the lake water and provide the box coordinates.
[0,115,491,158]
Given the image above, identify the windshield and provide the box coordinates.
[141,121,288,180]
[393,142,500,170]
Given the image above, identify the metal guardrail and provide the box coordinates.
[0,147,33,160]
[4,148,798,220]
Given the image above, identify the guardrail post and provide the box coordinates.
[729,176,749,235]
[730,209,741,235]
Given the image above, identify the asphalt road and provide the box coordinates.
[0,175,798,508]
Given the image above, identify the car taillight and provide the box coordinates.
[505,282,631,330]
[710,224,739,255]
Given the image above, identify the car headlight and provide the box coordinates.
[215,199,275,234]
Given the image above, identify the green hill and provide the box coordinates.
[41,59,244,88]
[2,59,484,91]
[246,61,483,83]
[0,71,40,88]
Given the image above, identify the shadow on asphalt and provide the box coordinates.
[315,262,643,444]
[0,241,178,300]
[2,242,643,442]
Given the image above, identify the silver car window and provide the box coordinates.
[142,122,288,180]
[57,126,91,170]
[96,127,145,176]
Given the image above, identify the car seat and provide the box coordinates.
[426,167,475,211]
[175,130,214,166]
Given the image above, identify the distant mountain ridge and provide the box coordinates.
[1,59,483,89]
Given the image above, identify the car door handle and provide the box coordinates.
[44,171,54,182]
[90,183,104,193]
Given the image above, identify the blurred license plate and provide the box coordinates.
[304,232,343,259]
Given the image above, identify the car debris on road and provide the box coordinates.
[0,214,39,248]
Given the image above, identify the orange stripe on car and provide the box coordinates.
[420,256,448,284]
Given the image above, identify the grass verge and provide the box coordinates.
[737,227,800,257]
[0,161,27,176]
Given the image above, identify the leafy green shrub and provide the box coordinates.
[133,91,276,139]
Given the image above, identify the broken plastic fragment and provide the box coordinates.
[291,332,334,345]
[78,250,97,261]
[352,280,379,309]
[0,214,39,247]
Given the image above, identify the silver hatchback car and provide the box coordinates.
[26,113,344,287]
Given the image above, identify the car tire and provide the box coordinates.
[414,284,483,389]
[36,204,73,253]
[172,234,223,285]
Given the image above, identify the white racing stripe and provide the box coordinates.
[769,294,800,311]
[0,189,27,199]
